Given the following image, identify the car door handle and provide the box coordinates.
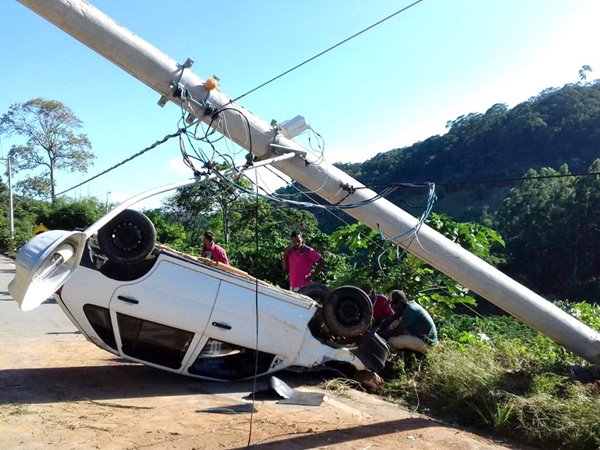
[117,295,139,305]
[211,321,232,330]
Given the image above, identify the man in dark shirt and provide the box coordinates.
[379,290,438,353]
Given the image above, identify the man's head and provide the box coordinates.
[360,284,373,295]
[360,284,376,303]
[290,230,304,249]
[390,290,409,312]
[203,231,215,247]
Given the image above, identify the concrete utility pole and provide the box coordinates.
[1,157,14,239]
[105,192,111,214]
[17,0,600,363]
[8,158,13,239]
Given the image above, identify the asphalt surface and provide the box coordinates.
[0,255,78,339]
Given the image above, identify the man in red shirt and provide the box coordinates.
[282,230,323,291]
[361,284,395,328]
[201,231,229,265]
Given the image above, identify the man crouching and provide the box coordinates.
[378,290,438,353]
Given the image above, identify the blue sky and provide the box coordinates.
[1,0,599,209]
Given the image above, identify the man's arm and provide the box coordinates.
[305,253,325,281]
[375,310,402,336]
[282,246,292,271]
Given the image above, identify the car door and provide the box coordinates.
[184,277,315,381]
[204,280,314,357]
[109,256,221,372]
[184,279,316,380]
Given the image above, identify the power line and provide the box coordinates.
[231,0,425,103]
[54,129,183,199]
[436,171,600,187]
[368,171,600,191]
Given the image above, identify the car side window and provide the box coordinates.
[83,304,117,351]
[116,313,194,369]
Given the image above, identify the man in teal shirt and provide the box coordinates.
[379,290,438,352]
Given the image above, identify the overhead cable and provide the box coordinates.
[231,0,425,103]
[54,129,183,198]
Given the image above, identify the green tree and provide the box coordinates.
[471,157,600,301]
[0,189,51,255]
[144,208,188,250]
[579,64,593,83]
[329,213,504,314]
[37,197,104,230]
[226,198,329,287]
[569,159,600,297]
[159,186,346,287]
[165,171,247,246]
[0,98,95,201]
[333,81,600,224]
[491,163,600,299]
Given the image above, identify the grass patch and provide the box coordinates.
[321,377,362,396]
[379,308,600,450]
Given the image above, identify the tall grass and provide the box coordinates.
[380,303,600,449]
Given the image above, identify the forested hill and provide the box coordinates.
[336,81,600,221]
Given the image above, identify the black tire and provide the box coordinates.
[323,285,373,338]
[298,283,330,304]
[97,209,156,265]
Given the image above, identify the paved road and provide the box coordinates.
[0,255,78,341]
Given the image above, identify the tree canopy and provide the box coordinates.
[338,81,600,222]
[332,81,600,301]
[492,160,600,300]
[0,98,95,201]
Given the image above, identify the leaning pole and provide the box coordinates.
[17,0,600,363]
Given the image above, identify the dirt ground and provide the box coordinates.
[0,320,529,449]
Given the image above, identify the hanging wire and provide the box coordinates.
[174,96,439,277]
[373,182,437,272]
[53,129,183,199]
[258,164,392,251]
[246,167,261,447]
[376,182,437,243]
[231,0,425,103]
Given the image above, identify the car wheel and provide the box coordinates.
[97,209,156,265]
[323,285,373,338]
[298,283,330,304]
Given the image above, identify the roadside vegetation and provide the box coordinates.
[380,304,600,450]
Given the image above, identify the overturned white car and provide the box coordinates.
[10,209,388,381]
